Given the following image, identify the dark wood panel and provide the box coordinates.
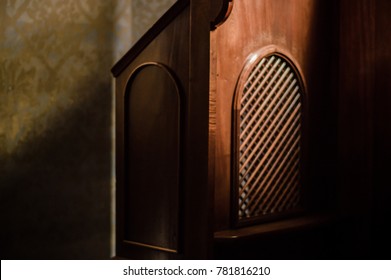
[183,0,213,259]
[114,0,212,259]
[115,4,191,260]
[124,63,181,253]
[336,0,391,259]
[214,215,345,259]
[337,0,375,258]
[111,0,391,259]
[373,0,391,257]
[215,214,332,240]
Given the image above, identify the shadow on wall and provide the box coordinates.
[0,0,177,260]
[0,76,112,259]
[0,0,114,259]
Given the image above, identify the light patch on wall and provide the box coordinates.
[113,0,132,63]
[0,0,130,259]
[0,0,113,156]
[0,0,178,259]
[132,0,176,43]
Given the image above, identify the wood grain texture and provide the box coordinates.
[337,0,375,258]
[337,0,391,258]
[114,0,212,259]
[115,4,191,260]
[210,0,233,30]
[111,0,391,259]
[373,0,391,256]
[211,0,336,231]
[185,0,213,259]
[124,63,181,253]
[215,214,332,240]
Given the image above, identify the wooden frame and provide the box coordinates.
[113,0,212,259]
[111,0,391,259]
[122,62,184,254]
[231,45,308,227]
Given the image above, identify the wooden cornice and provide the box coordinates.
[210,0,233,30]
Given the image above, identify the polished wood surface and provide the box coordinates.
[124,63,181,253]
[113,0,212,259]
[373,0,391,257]
[112,0,391,259]
[215,214,332,240]
[211,0,337,231]
[210,0,233,30]
[113,1,212,258]
[185,0,213,259]
[337,0,391,257]
[214,214,345,259]
[115,4,191,259]
[337,0,375,257]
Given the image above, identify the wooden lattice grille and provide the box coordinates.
[238,54,302,221]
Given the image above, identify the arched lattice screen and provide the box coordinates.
[235,52,304,223]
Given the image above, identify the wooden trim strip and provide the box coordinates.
[123,240,178,254]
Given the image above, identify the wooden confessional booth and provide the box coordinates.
[112,0,391,259]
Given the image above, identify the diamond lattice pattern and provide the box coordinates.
[238,54,302,220]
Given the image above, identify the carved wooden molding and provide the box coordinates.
[210,0,233,30]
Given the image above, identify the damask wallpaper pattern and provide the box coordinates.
[0,0,175,259]
[132,0,176,43]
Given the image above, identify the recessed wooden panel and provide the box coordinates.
[124,63,181,252]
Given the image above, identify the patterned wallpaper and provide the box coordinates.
[0,0,175,259]
[132,0,176,43]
